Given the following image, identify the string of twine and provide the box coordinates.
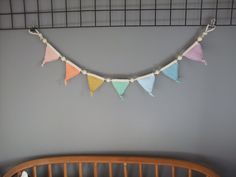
[28,19,216,83]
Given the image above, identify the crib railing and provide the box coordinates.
[3,156,220,177]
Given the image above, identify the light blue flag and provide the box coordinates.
[112,80,130,98]
[162,62,179,82]
[137,74,155,96]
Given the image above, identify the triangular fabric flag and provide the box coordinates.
[137,74,155,96]
[183,42,207,65]
[64,61,81,86]
[42,45,60,66]
[162,62,179,82]
[87,74,104,96]
[112,80,129,97]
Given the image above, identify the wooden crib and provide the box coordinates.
[3,156,220,177]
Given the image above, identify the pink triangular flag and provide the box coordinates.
[42,45,60,66]
[183,42,207,65]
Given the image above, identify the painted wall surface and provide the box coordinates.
[0,27,236,177]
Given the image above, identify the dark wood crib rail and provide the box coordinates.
[3,156,220,177]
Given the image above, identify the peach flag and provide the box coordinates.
[64,61,81,85]
[42,45,60,66]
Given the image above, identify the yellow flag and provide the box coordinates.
[87,74,104,95]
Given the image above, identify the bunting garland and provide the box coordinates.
[137,73,155,96]
[87,74,104,96]
[42,44,60,66]
[161,61,179,82]
[64,61,81,86]
[183,42,207,65]
[112,80,130,97]
[28,19,216,99]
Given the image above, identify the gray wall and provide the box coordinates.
[0,27,236,177]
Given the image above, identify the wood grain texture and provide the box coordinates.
[3,156,220,177]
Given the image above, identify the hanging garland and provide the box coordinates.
[29,19,216,98]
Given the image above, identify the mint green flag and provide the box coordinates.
[112,80,130,97]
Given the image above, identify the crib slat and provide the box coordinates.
[64,163,68,177]
[94,163,98,177]
[139,163,142,177]
[172,166,175,177]
[155,164,159,177]
[124,163,128,177]
[188,169,192,177]
[79,163,83,177]
[109,163,113,177]
[48,164,52,177]
[33,166,37,177]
